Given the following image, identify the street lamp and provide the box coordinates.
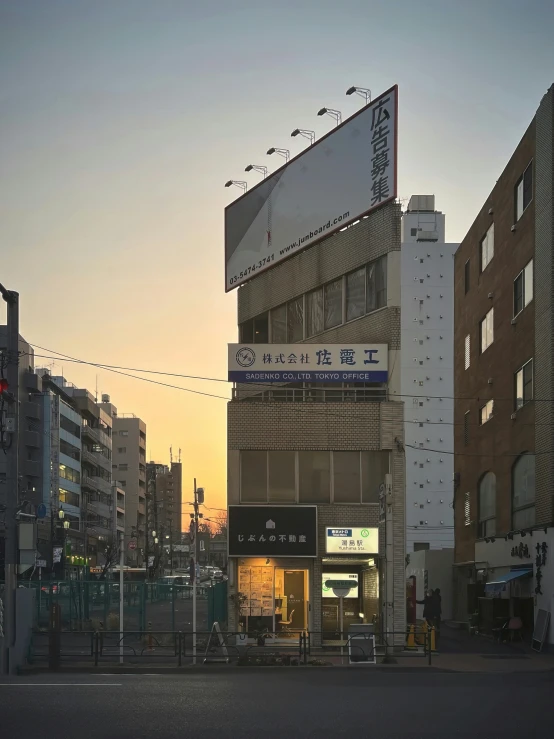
[267,147,290,162]
[58,509,65,520]
[224,180,247,192]
[317,107,342,126]
[63,520,70,530]
[291,128,315,145]
[346,86,372,104]
[244,164,267,178]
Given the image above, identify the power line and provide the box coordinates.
[28,345,230,401]
[25,344,554,404]
[404,442,546,458]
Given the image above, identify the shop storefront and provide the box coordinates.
[228,505,317,639]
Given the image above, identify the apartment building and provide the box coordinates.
[453,84,554,646]
[108,411,147,565]
[227,201,406,643]
[400,196,457,552]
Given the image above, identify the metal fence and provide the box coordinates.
[8,581,210,632]
[28,627,435,668]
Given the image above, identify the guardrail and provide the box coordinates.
[28,627,436,667]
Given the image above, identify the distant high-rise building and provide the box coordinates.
[106,410,147,565]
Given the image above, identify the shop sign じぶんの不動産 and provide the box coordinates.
[228,506,317,557]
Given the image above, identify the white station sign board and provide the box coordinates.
[325,527,379,555]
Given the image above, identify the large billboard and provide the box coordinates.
[224,85,397,292]
[228,343,388,383]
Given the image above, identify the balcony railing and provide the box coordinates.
[82,474,112,496]
[232,385,386,403]
[81,423,111,447]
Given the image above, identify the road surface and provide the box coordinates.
[1,670,552,738]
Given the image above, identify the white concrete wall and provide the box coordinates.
[401,207,457,551]
[406,548,454,621]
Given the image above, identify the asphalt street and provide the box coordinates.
[1,670,552,738]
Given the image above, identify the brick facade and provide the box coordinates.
[454,86,554,571]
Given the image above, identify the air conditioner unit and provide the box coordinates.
[417,231,439,242]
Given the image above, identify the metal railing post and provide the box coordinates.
[427,631,432,666]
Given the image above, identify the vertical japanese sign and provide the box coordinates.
[225,85,397,291]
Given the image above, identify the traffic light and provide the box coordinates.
[0,377,14,403]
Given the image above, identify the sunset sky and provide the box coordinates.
[1,1,553,520]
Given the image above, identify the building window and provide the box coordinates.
[361,451,389,503]
[306,288,324,338]
[512,453,535,529]
[60,438,80,461]
[239,319,253,343]
[254,313,269,343]
[414,542,430,552]
[268,451,296,502]
[333,451,361,503]
[464,411,470,446]
[480,308,494,353]
[298,451,330,503]
[119,463,128,471]
[513,260,533,317]
[59,488,80,507]
[464,334,470,370]
[480,400,494,425]
[324,279,342,330]
[366,255,387,312]
[514,359,533,410]
[59,464,80,484]
[271,304,287,343]
[287,297,304,343]
[464,259,470,294]
[478,472,496,538]
[60,415,81,439]
[346,268,366,322]
[480,223,494,272]
[464,491,471,527]
[119,430,129,437]
[240,451,267,502]
[515,161,533,221]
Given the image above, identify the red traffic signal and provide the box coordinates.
[0,378,8,395]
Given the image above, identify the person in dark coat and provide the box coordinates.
[432,588,442,637]
[416,590,436,622]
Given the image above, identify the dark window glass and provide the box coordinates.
[60,415,81,439]
[306,288,324,337]
[346,268,365,321]
[523,163,533,211]
[268,451,296,502]
[60,438,80,461]
[271,305,287,343]
[240,319,254,342]
[367,256,387,313]
[464,411,470,446]
[361,451,389,503]
[241,451,267,502]
[333,451,361,503]
[298,451,330,503]
[324,279,342,329]
[287,297,303,342]
[514,273,523,316]
[254,312,268,343]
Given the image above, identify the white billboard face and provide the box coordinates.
[228,343,388,383]
[225,85,398,292]
[325,527,379,555]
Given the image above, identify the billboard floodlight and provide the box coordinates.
[244,165,267,177]
[346,86,372,104]
[225,180,247,192]
[290,128,315,145]
[267,148,290,162]
[317,107,342,126]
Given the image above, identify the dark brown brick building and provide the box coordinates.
[452,85,554,642]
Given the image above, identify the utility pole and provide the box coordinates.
[191,479,204,665]
[1,283,19,675]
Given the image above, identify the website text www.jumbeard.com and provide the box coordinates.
[279,210,350,257]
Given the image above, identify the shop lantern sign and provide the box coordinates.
[228,506,317,557]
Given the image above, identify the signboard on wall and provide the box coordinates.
[228,505,317,557]
[322,573,359,599]
[224,86,398,291]
[228,343,388,383]
[325,527,379,555]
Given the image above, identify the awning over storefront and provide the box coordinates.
[485,567,532,593]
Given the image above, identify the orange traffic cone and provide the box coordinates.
[417,619,428,646]
[430,625,438,653]
[405,624,417,650]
